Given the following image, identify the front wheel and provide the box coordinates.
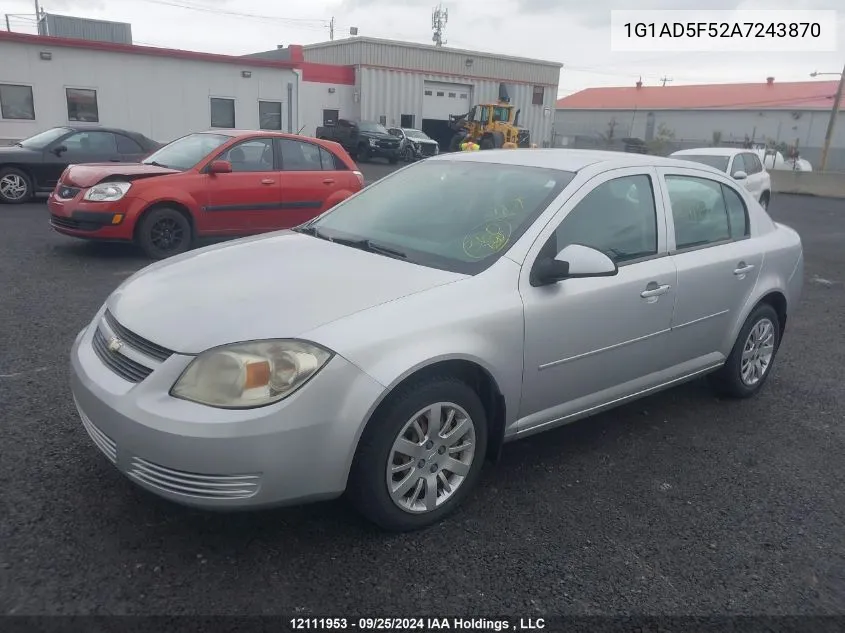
[708,303,781,399]
[0,167,33,204]
[357,144,370,162]
[347,377,488,531]
[136,207,192,260]
[388,154,399,165]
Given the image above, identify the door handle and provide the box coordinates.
[640,283,671,298]
[322,178,335,184]
[260,179,275,185]
[734,263,755,275]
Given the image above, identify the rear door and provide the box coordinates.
[114,133,149,163]
[656,167,763,367]
[266,137,350,230]
[203,137,282,234]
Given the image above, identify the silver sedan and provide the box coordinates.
[70,149,803,531]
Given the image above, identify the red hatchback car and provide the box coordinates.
[48,130,364,259]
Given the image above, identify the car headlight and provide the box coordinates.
[369,138,378,147]
[83,181,132,202]
[170,340,333,409]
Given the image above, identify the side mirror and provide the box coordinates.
[208,160,232,174]
[732,170,748,180]
[52,144,67,156]
[531,244,618,287]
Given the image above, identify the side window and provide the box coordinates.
[747,153,763,174]
[279,138,323,171]
[665,175,730,250]
[319,146,337,171]
[721,184,749,239]
[551,174,658,264]
[115,134,143,154]
[730,154,747,176]
[63,131,117,153]
[220,139,274,172]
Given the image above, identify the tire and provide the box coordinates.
[480,136,495,150]
[0,167,33,204]
[759,192,770,210]
[136,207,192,260]
[388,154,399,165]
[347,376,488,532]
[357,144,370,162]
[708,303,781,399]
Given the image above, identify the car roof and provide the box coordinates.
[60,125,152,139]
[671,147,749,157]
[427,148,730,174]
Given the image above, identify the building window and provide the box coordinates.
[66,88,98,122]
[460,93,468,99]
[379,115,387,126]
[448,92,456,98]
[210,97,235,128]
[532,85,544,106]
[259,100,282,130]
[0,84,35,120]
[436,91,445,97]
[424,90,433,96]
[400,114,414,128]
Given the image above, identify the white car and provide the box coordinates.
[671,148,772,210]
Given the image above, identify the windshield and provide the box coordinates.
[142,133,231,170]
[306,161,575,274]
[19,127,72,149]
[404,129,430,140]
[674,154,730,172]
[358,121,389,134]
[492,107,511,122]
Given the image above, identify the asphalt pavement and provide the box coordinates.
[1,190,844,616]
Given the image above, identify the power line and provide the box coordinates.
[134,0,331,29]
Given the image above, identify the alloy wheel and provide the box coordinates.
[740,318,775,386]
[149,218,184,252]
[386,402,476,513]
[0,174,28,201]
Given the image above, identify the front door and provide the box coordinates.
[656,168,763,366]
[43,130,121,188]
[203,137,281,234]
[519,168,677,432]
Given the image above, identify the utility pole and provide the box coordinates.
[329,16,334,41]
[431,4,448,47]
[818,62,845,172]
[5,15,10,31]
[660,76,673,87]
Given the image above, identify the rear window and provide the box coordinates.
[674,154,730,173]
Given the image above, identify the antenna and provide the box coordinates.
[329,16,334,41]
[660,76,673,87]
[431,4,448,47]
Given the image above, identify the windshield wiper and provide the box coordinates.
[14,142,23,147]
[294,226,407,259]
[145,160,169,168]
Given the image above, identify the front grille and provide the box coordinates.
[420,143,438,156]
[128,457,261,500]
[56,185,81,199]
[104,310,173,362]
[92,327,153,383]
[50,214,100,232]
[378,140,399,149]
[77,403,117,464]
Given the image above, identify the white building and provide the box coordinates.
[0,30,562,150]
[251,37,563,148]
[0,31,352,145]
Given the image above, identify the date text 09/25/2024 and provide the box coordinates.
[289,617,547,631]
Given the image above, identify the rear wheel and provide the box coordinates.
[136,207,192,260]
[347,376,488,531]
[480,136,495,150]
[708,303,781,399]
[0,167,33,204]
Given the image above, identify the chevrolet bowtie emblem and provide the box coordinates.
[107,336,123,352]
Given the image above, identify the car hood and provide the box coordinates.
[0,145,38,158]
[106,231,465,354]
[61,163,180,187]
[360,131,397,141]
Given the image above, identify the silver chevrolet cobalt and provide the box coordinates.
[70,149,803,531]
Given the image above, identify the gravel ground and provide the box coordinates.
[0,191,843,617]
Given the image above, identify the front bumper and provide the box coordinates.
[69,314,386,509]
[48,193,141,240]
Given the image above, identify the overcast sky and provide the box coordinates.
[5,0,844,98]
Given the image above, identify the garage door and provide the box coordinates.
[423,81,473,120]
